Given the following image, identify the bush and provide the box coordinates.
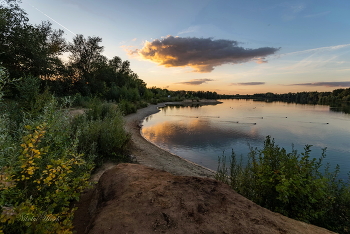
[72,93,94,108]
[0,74,97,233]
[0,98,93,233]
[71,99,131,166]
[118,99,137,115]
[216,136,350,233]
[0,68,135,232]
[15,75,41,107]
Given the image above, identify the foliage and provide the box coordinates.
[1,1,148,107]
[70,98,131,166]
[67,34,104,77]
[0,0,66,80]
[118,99,137,115]
[0,84,95,232]
[0,123,92,233]
[58,34,148,101]
[0,63,132,232]
[216,136,350,233]
[0,75,129,233]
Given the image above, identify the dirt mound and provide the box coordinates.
[73,163,334,234]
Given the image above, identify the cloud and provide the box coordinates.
[130,36,280,72]
[290,82,350,87]
[254,58,268,64]
[176,79,214,85]
[231,82,265,86]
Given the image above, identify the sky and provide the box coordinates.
[20,0,350,95]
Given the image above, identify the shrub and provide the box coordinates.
[0,68,133,232]
[0,73,95,233]
[72,93,93,108]
[0,104,93,233]
[118,99,137,115]
[14,75,41,107]
[71,99,131,166]
[216,136,350,233]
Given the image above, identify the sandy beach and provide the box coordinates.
[124,101,219,178]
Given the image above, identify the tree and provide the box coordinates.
[67,34,104,78]
[108,56,122,72]
[0,1,66,79]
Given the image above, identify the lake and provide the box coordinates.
[141,99,350,179]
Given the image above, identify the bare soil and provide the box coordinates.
[75,164,334,234]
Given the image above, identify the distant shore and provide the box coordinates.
[123,99,222,178]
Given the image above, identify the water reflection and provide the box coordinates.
[330,102,350,114]
[142,119,263,149]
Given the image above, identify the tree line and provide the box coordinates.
[213,88,349,104]
[0,0,154,108]
[247,89,350,104]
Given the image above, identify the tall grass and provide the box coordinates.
[216,136,350,233]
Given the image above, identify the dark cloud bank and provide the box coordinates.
[132,36,280,72]
[291,82,350,87]
[231,82,266,86]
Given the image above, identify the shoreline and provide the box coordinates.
[124,100,222,178]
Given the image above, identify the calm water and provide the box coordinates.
[142,99,350,178]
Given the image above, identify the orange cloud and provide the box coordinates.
[131,36,280,72]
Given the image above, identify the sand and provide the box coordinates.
[124,102,217,179]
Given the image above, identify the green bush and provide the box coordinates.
[0,75,128,232]
[118,99,137,115]
[84,98,117,120]
[216,136,350,233]
[0,94,94,233]
[15,76,41,106]
[71,99,131,166]
[137,100,148,109]
[72,93,93,108]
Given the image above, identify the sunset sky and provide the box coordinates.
[21,0,350,95]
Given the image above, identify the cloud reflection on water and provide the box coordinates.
[142,118,263,149]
